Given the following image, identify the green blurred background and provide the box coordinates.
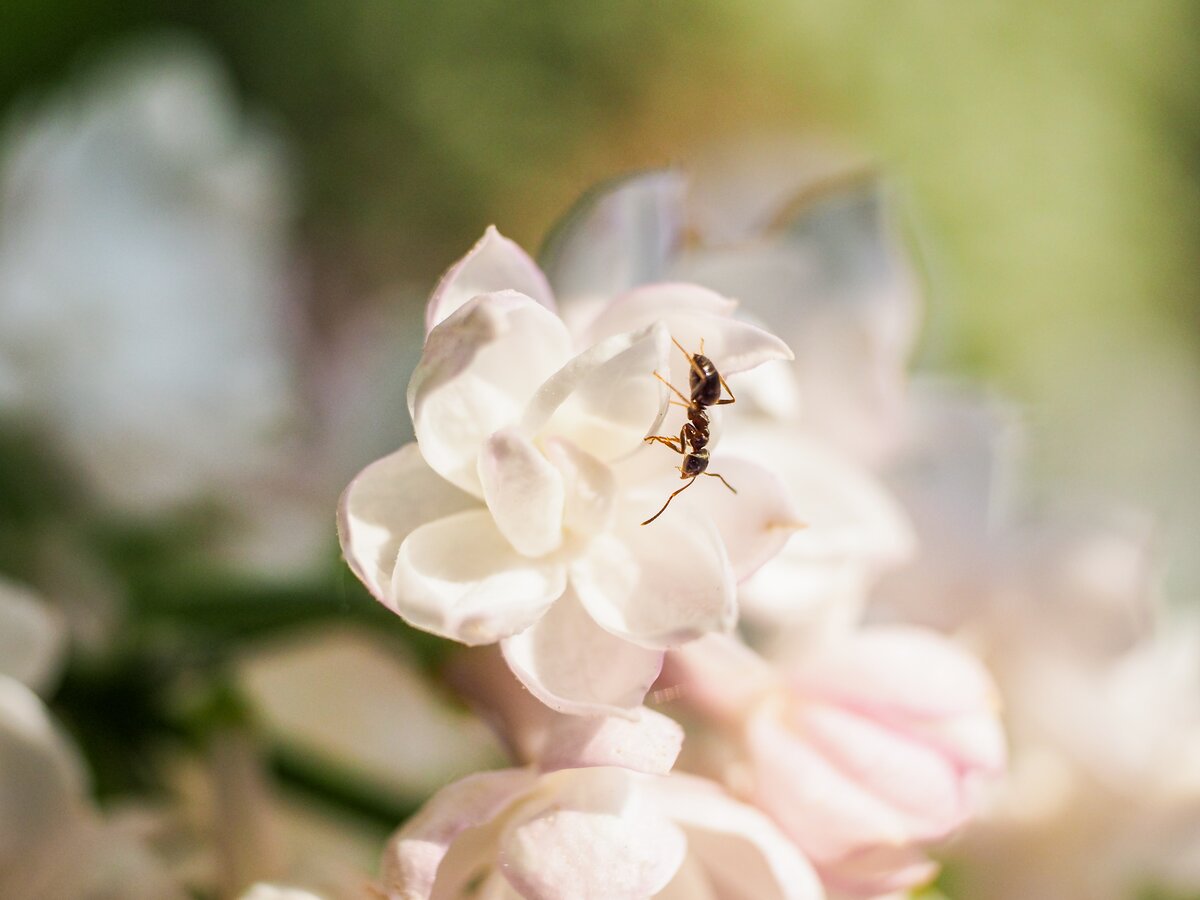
[7,1,1197,591]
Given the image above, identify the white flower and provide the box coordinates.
[0,580,182,898]
[0,41,300,519]
[538,167,915,637]
[377,710,823,900]
[339,227,796,715]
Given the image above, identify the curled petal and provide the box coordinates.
[498,767,687,900]
[522,323,671,463]
[393,510,567,645]
[338,444,478,611]
[426,226,555,333]
[544,438,616,539]
[537,707,683,776]
[479,429,564,558]
[584,283,793,381]
[571,505,736,649]
[687,456,804,582]
[409,291,573,495]
[501,590,663,716]
[380,768,535,900]
[649,774,825,900]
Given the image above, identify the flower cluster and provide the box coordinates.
[339,170,1008,898]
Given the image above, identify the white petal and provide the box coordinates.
[0,579,65,695]
[571,506,736,649]
[685,456,804,582]
[544,438,617,539]
[537,707,683,776]
[393,510,566,645]
[722,427,914,566]
[425,226,555,333]
[478,428,564,557]
[648,773,825,900]
[337,443,478,611]
[501,590,663,716]
[408,291,573,495]
[379,768,535,900]
[498,767,687,900]
[522,323,671,463]
[538,170,687,332]
[584,283,793,383]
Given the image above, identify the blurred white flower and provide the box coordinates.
[340,227,798,716]
[377,709,823,900]
[236,626,504,802]
[0,41,303,521]
[0,575,66,694]
[0,581,182,898]
[952,617,1200,899]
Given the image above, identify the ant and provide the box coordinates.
[641,337,737,525]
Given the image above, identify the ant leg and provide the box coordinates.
[668,399,690,408]
[641,476,699,526]
[704,471,737,495]
[653,371,690,404]
[644,423,688,454]
[713,373,737,406]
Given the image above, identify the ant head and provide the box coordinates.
[681,453,708,477]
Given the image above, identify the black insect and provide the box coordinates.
[641,337,737,525]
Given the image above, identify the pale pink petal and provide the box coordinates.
[425,226,555,333]
[687,456,804,582]
[392,509,566,645]
[338,444,479,611]
[408,291,573,495]
[655,856,722,900]
[583,283,793,386]
[539,170,686,328]
[522,324,671,463]
[784,704,970,841]
[648,773,825,900]
[478,428,564,558]
[537,707,683,776]
[570,506,736,649]
[498,767,687,900]
[663,634,775,722]
[501,590,663,716]
[544,438,617,539]
[745,708,957,865]
[818,844,938,898]
[791,627,1005,772]
[379,768,534,900]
